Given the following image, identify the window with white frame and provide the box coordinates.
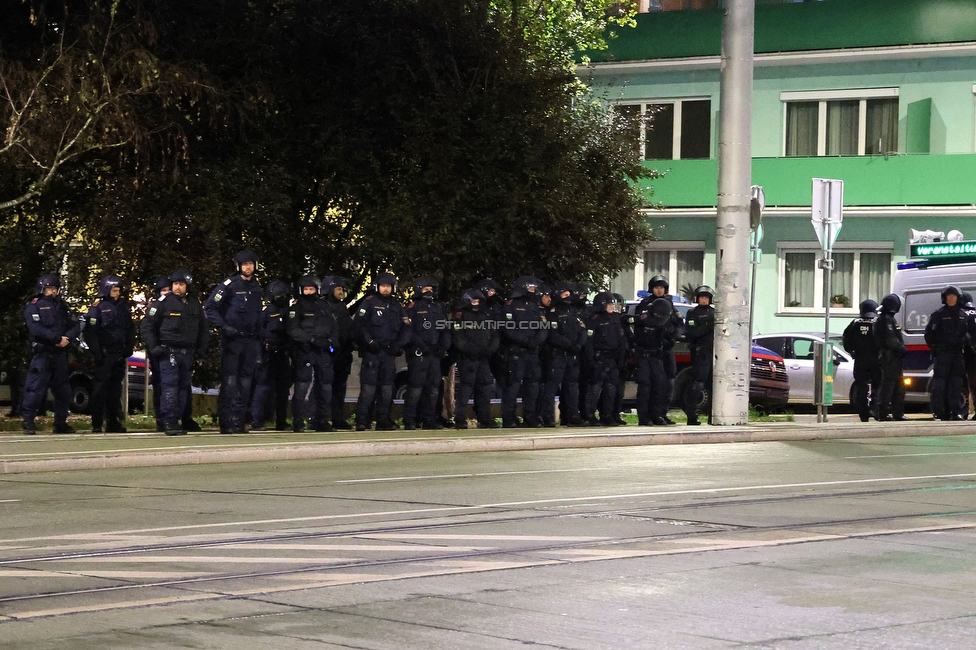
[779,243,892,312]
[610,244,705,301]
[782,89,898,157]
[615,99,711,160]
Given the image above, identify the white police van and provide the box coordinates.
[891,234,976,404]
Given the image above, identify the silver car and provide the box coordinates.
[752,332,855,405]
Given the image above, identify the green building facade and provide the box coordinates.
[583,0,976,335]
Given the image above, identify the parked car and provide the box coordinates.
[622,301,790,410]
[751,333,854,405]
[68,348,147,414]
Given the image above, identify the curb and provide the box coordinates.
[2,421,974,474]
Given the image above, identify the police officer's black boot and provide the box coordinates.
[53,422,75,434]
[164,421,185,436]
[106,420,126,433]
[22,418,36,436]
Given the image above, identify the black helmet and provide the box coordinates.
[169,269,192,285]
[35,273,61,296]
[694,285,714,301]
[265,279,291,302]
[372,272,397,294]
[941,285,962,303]
[98,275,123,298]
[321,275,349,297]
[297,274,321,293]
[859,299,879,318]
[477,278,500,296]
[233,249,259,272]
[648,275,669,292]
[573,283,589,307]
[880,293,902,314]
[414,276,439,300]
[153,276,170,296]
[650,297,672,322]
[510,275,540,299]
[459,287,484,310]
[538,284,553,297]
[964,292,975,309]
[593,291,615,311]
[553,282,575,303]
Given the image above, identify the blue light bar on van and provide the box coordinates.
[910,240,976,258]
[896,261,922,270]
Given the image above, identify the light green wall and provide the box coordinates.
[591,56,976,161]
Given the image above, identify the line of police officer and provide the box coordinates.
[21,250,718,434]
[841,286,976,423]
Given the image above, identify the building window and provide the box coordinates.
[782,89,898,157]
[615,99,711,160]
[779,244,892,313]
[610,244,705,301]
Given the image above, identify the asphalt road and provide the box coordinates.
[2,435,976,649]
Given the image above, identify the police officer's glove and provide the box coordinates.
[367,340,382,354]
[151,346,166,358]
[222,325,239,338]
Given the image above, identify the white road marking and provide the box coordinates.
[845,451,976,459]
[55,555,362,564]
[3,472,976,545]
[221,543,492,551]
[335,467,612,483]
[8,519,976,621]
[0,500,19,503]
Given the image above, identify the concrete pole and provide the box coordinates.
[712,0,754,426]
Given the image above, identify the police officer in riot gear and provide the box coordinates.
[540,282,587,427]
[843,299,882,422]
[353,272,411,431]
[961,292,976,419]
[22,274,81,435]
[610,293,630,426]
[583,291,627,426]
[141,270,210,435]
[500,276,548,427]
[633,295,678,425]
[204,249,264,433]
[146,276,171,431]
[251,280,292,431]
[403,277,450,430]
[875,293,908,422]
[452,288,499,428]
[322,276,354,429]
[287,275,338,432]
[924,285,973,420]
[85,275,135,432]
[684,285,715,426]
[645,275,683,423]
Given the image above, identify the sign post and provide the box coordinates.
[811,178,844,423]
[748,185,764,340]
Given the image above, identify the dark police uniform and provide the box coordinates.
[250,281,292,431]
[842,300,882,422]
[924,285,973,420]
[684,287,715,425]
[287,277,338,432]
[22,276,81,434]
[323,276,355,429]
[353,273,411,431]
[875,293,908,421]
[500,276,548,428]
[452,289,499,428]
[539,284,587,427]
[204,250,263,433]
[403,279,450,430]
[141,275,209,435]
[84,277,135,432]
[583,292,627,426]
[633,296,678,425]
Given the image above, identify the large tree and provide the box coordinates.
[5,0,653,306]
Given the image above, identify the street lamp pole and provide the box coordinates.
[712,0,755,425]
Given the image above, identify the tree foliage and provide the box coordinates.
[0,0,217,211]
[2,0,653,314]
